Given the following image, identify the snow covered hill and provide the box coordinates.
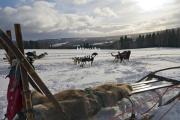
[0,48,179,120]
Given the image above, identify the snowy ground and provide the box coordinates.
[0,48,179,120]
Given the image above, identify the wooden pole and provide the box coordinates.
[0,31,10,55]
[1,35,8,52]
[0,28,68,120]
[0,30,14,65]
[0,37,8,51]
[7,29,42,93]
[14,24,34,120]
[6,30,14,64]
[6,30,12,41]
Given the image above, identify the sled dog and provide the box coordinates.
[31,83,132,120]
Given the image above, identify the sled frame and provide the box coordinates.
[131,72,180,106]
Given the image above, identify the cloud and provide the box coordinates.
[0,1,97,39]
[94,7,117,17]
[73,0,89,5]
[57,0,90,5]
[69,29,104,37]
[3,7,17,15]
[0,0,179,39]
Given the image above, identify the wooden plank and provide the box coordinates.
[131,83,147,87]
[131,83,174,95]
[131,83,147,88]
[1,37,8,52]
[0,30,11,53]
[6,30,12,40]
[132,84,152,90]
[132,79,158,86]
[6,30,14,64]
[14,24,34,120]
[0,28,68,120]
[0,30,14,64]
[0,31,9,56]
[0,38,8,51]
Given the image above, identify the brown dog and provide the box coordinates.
[32,83,132,120]
[119,50,131,61]
[111,51,131,63]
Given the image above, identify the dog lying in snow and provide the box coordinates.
[31,83,132,120]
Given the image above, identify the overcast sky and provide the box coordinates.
[0,0,180,40]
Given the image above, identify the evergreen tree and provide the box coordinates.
[177,28,180,47]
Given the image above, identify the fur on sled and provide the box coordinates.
[31,83,132,120]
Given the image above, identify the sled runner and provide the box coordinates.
[0,25,180,120]
[131,74,179,95]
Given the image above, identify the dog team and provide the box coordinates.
[72,52,98,67]
[72,50,131,67]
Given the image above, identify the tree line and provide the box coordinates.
[111,28,180,49]
[23,40,53,49]
[0,28,180,49]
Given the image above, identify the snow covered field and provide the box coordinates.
[0,48,180,120]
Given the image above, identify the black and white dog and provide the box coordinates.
[72,52,98,67]
[26,51,48,66]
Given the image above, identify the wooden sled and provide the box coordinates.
[0,26,180,120]
[93,72,180,120]
[131,69,180,106]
